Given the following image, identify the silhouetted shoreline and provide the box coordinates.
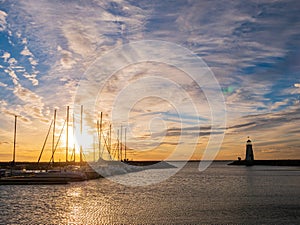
[0,160,177,171]
[2,160,299,170]
[228,160,300,166]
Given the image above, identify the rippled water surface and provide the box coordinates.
[0,162,299,224]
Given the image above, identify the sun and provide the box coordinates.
[60,127,82,158]
[61,125,95,156]
[60,127,76,148]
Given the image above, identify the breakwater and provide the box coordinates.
[228,160,300,166]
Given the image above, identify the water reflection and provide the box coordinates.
[67,186,82,197]
[0,163,299,224]
[62,182,116,224]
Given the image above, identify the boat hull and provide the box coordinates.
[0,176,69,185]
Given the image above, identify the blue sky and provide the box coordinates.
[0,0,299,161]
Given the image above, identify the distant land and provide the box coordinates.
[1,160,300,171]
[228,159,300,167]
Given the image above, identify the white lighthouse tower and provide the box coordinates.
[245,137,254,161]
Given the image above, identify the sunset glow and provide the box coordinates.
[0,1,299,162]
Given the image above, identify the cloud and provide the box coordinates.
[19,44,40,83]
[0,101,31,123]
[260,149,280,154]
[0,10,7,31]
[20,46,34,57]
[23,72,39,86]
[8,57,17,65]
[0,0,299,160]
[0,82,8,87]
[14,84,40,102]
[61,22,98,58]
[12,84,45,119]
[17,0,149,64]
[1,52,10,62]
[226,106,300,152]
[269,99,290,111]
[145,0,300,97]
[57,46,76,69]
[4,68,19,85]
[1,50,45,122]
[227,122,256,130]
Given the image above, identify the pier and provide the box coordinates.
[228,159,300,166]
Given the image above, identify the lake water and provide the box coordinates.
[0,162,299,224]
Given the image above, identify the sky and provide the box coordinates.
[0,0,299,162]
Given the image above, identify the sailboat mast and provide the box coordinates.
[73,113,75,162]
[37,120,53,163]
[93,135,96,162]
[120,125,123,161]
[66,106,69,162]
[52,109,57,164]
[124,127,127,161]
[80,105,83,163]
[109,124,112,156]
[99,112,102,159]
[117,129,120,161]
[12,115,17,164]
[97,120,99,159]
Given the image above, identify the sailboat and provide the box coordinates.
[0,108,90,185]
[0,114,70,184]
[35,106,89,181]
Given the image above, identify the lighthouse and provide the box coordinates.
[245,137,254,161]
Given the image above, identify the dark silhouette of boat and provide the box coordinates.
[0,113,90,185]
[0,175,69,185]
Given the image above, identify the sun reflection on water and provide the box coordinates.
[62,184,114,224]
